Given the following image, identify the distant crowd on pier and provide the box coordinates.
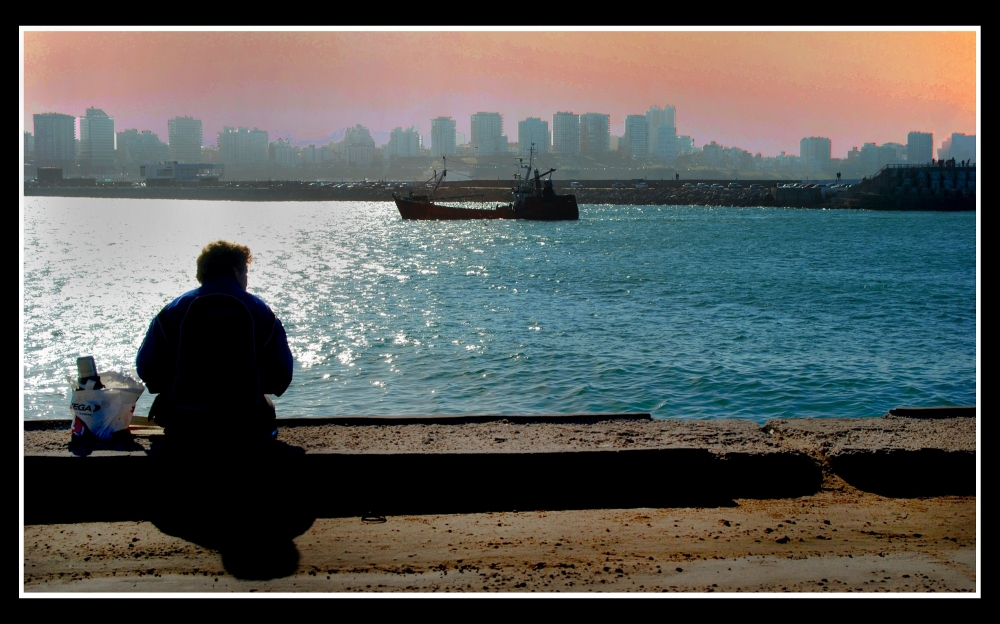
[932,157,972,168]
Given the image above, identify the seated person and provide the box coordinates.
[137,241,293,441]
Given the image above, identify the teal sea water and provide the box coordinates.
[22,198,977,422]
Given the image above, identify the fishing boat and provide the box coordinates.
[392,147,579,220]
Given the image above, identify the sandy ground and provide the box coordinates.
[23,415,978,594]
[23,476,976,594]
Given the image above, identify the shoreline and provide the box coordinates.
[23,411,978,593]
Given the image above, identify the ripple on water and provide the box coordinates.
[22,200,976,422]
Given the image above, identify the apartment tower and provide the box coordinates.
[552,112,580,155]
[79,107,116,168]
[431,117,457,157]
[168,116,204,164]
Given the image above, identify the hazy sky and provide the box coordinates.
[21,29,978,158]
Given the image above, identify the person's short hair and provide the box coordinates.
[196,240,253,284]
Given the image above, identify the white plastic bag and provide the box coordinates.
[67,371,146,439]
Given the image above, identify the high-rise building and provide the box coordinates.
[168,116,203,164]
[217,126,269,164]
[800,137,832,170]
[79,108,116,168]
[386,126,422,158]
[879,142,905,168]
[656,125,678,161]
[248,129,269,163]
[321,143,337,163]
[846,146,861,167]
[116,129,170,167]
[470,112,505,155]
[624,115,648,157]
[269,139,297,167]
[949,133,976,163]
[676,135,695,155]
[340,124,377,167]
[645,105,676,156]
[24,132,34,160]
[579,113,610,154]
[937,136,952,162]
[859,143,880,174]
[906,131,933,165]
[552,112,580,155]
[431,117,457,157]
[517,117,550,155]
[300,144,320,165]
[702,141,723,166]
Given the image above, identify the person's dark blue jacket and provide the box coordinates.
[137,274,293,421]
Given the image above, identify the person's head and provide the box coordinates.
[196,240,253,288]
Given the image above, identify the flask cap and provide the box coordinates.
[77,356,97,379]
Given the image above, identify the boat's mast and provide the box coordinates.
[522,147,534,190]
[431,156,447,198]
[513,146,540,208]
[530,144,541,195]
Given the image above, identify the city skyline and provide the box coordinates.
[22,29,978,159]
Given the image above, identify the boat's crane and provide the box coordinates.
[426,156,448,199]
[533,167,557,190]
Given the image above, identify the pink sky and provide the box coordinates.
[21,29,978,158]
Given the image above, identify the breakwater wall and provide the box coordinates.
[24,178,975,211]
[24,183,779,207]
[851,164,977,211]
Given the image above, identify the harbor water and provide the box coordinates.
[22,198,977,422]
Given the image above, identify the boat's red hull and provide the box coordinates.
[394,195,579,220]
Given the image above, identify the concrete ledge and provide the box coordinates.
[888,406,976,419]
[715,452,822,499]
[828,449,976,497]
[24,447,824,525]
[23,410,975,525]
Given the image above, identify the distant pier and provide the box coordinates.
[23,166,976,211]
